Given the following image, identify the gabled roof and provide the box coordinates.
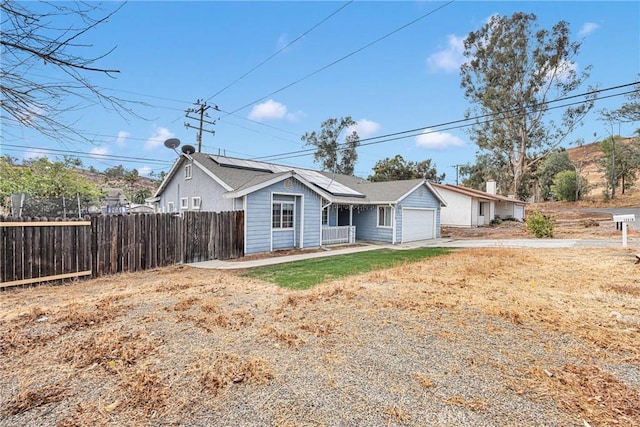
[156,153,446,205]
[431,183,526,205]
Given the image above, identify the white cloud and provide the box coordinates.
[415,129,465,149]
[348,119,381,138]
[116,131,130,145]
[427,34,465,73]
[578,22,599,37]
[138,166,152,177]
[248,99,304,122]
[23,148,49,160]
[145,127,174,151]
[90,146,109,158]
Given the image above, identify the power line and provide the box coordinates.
[205,1,354,103]
[2,144,173,165]
[252,82,639,163]
[225,1,456,116]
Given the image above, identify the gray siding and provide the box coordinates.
[245,177,323,255]
[396,184,442,238]
[160,159,234,213]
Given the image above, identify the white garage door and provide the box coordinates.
[402,208,435,242]
[514,205,524,221]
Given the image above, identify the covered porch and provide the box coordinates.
[321,204,357,246]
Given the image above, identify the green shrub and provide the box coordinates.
[525,210,555,238]
[490,218,503,226]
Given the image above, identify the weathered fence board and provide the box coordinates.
[1,211,244,288]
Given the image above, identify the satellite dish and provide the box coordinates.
[164,138,181,150]
[182,144,196,155]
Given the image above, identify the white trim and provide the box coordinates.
[392,205,397,244]
[185,163,192,180]
[377,205,393,228]
[192,196,201,210]
[180,197,188,210]
[243,196,248,255]
[167,201,175,213]
[154,155,185,198]
[300,194,305,249]
[272,201,295,230]
[192,158,233,191]
[394,181,448,207]
[225,172,332,200]
[401,207,437,242]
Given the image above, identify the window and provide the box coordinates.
[377,206,392,227]
[167,202,175,213]
[185,163,192,179]
[479,202,485,216]
[272,202,294,229]
[192,197,201,210]
[322,208,328,225]
[180,197,188,210]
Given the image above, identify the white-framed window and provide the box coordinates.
[322,208,328,225]
[192,196,202,210]
[272,202,294,229]
[377,206,392,227]
[167,202,175,213]
[479,202,485,216]
[180,197,188,210]
[185,163,192,179]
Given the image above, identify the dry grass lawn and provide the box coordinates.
[1,247,639,426]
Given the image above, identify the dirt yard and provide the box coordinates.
[1,245,639,426]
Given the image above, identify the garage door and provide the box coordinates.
[402,208,435,242]
[514,205,524,221]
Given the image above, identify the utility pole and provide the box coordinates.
[452,164,463,185]
[185,99,218,152]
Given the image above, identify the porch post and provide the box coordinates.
[349,205,354,244]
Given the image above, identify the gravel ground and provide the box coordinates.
[1,248,638,426]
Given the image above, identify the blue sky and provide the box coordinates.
[2,1,639,183]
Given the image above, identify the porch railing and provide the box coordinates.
[322,225,356,245]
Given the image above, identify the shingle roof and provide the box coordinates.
[431,183,526,205]
[159,153,446,205]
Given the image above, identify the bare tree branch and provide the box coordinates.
[0,1,146,143]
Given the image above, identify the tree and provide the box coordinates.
[1,1,137,142]
[601,79,640,124]
[551,170,583,201]
[368,155,444,182]
[301,117,359,175]
[104,165,126,179]
[537,150,574,200]
[598,136,640,196]
[459,153,510,192]
[0,157,103,215]
[460,12,594,198]
[133,188,152,204]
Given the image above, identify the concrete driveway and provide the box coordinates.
[189,236,638,270]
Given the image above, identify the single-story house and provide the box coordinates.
[153,153,447,255]
[431,180,526,228]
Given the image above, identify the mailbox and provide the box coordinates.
[613,214,636,222]
[613,214,636,248]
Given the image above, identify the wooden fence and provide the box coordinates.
[0,211,244,288]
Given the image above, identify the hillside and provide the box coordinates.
[566,137,638,200]
[75,169,160,199]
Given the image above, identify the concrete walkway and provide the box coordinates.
[188,237,638,270]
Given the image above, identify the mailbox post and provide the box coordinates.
[613,214,636,248]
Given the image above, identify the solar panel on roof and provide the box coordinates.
[210,156,272,173]
[210,156,365,197]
